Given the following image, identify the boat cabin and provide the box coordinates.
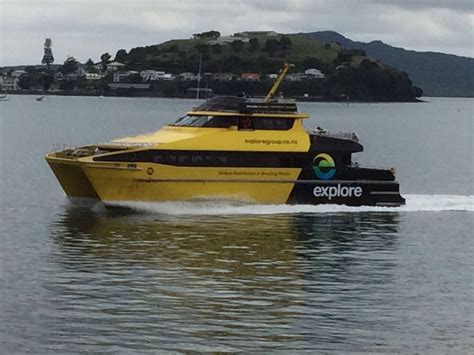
[170,96,307,131]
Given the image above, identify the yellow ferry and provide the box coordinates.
[45,65,405,206]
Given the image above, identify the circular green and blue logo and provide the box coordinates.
[313,153,336,180]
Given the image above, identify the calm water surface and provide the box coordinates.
[0,95,473,352]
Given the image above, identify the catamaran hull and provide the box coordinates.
[46,156,404,207]
[47,159,99,198]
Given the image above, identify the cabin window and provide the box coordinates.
[153,154,165,164]
[171,115,237,128]
[203,116,238,128]
[252,118,294,130]
[171,115,293,130]
[172,115,201,126]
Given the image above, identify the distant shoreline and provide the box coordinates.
[3,90,425,103]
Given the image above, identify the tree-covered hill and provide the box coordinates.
[113,32,422,101]
[303,31,474,97]
[123,33,339,74]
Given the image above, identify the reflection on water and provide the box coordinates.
[43,205,401,352]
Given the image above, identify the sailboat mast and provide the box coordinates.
[196,54,203,100]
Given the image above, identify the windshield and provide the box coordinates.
[170,115,294,130]
[171,115,237,128]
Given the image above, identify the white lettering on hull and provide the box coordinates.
[313,184,363,200]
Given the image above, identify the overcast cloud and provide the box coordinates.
[0,0,472,66]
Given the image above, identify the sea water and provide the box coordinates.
[0,95,472,352]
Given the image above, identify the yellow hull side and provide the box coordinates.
[82,162,301,204]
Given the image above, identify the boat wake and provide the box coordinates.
[104,194,473,215]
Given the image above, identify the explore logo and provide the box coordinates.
[313,184,363,200]
[313,153,336,180]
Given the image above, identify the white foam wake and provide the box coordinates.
[104,194,473,216]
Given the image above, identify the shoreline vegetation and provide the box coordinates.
[5,90,424,102]
[1,31,424,102]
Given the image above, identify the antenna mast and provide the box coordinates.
[264,63,294,102]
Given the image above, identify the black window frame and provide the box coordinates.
[94,149,310,168]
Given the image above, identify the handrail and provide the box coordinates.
[52,143,76,151]
[312,130,360,142]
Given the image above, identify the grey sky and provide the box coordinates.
[0,0,472,66]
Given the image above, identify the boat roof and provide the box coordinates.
[189,96,309,119]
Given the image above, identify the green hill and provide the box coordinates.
[303,31,474,97]
[115,32,422,101]
[124,33,338,74]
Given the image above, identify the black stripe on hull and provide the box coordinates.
[94,149,311,168]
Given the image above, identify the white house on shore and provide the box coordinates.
[178,72,197,81]
[113,70,139,83]
[11,70,27,77]
[85,73,103,80]
[140,70,174,81]
[304,68,325,79]
[0,75,20,90]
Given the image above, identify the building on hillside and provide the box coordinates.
[142,70,175,81]
[208,36,250,45]
[0,75,19,90]
[284,74,303,82]
[212,72,236,81]
[285,72,325,81]
[160,73,174,81]
[141,70,165,81]
[11,70,27,77]
[85,73,103,80]
[304,68,325,79]
[240,72,261,81]
[107,61,126,72]
[238,31,278,37]
[178,72,197,81]
[113,71,140,83]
